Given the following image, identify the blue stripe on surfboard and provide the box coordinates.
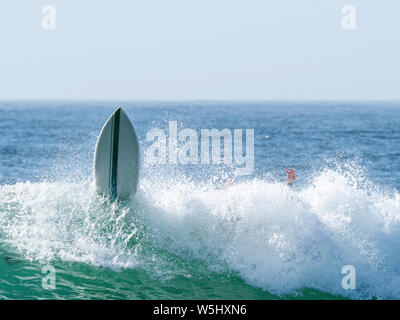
[109,108,121,201]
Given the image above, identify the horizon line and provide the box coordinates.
[0,98,400,103]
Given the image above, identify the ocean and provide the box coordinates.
[0,101,399,300]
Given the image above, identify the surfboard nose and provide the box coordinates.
[94,106,139,201]
[116,107,128,117]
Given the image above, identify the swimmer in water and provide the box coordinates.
[224,178,232,188]
[285,168,297,187]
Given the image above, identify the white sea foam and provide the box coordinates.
[138,165,400,299]
[0,164,400,299]
[0,181,139,270]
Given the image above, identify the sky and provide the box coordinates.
[0,0,399,100]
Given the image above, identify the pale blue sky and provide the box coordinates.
[0,0,399,100]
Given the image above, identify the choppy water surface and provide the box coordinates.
[0,101,399,299]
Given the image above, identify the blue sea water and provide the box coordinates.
[0,101,399,299]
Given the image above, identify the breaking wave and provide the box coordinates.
[1,162,400,299]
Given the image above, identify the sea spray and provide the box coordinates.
[0,164,400,299]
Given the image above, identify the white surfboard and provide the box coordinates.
[94,107,139,201]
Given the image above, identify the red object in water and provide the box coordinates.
[285,168,297,185]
